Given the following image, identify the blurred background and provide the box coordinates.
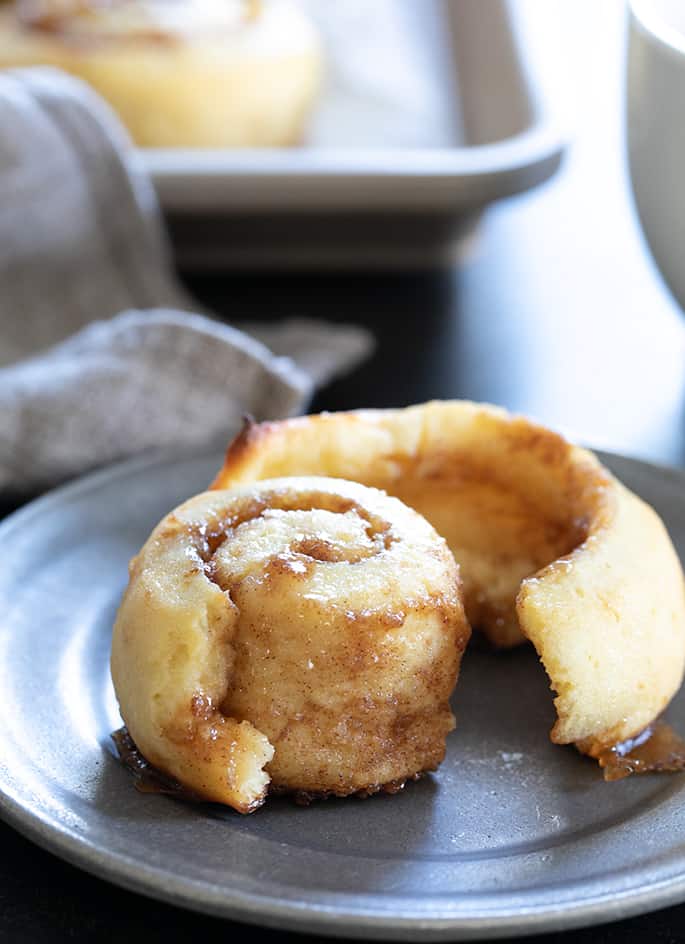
[178,0,685,467]
[3,0,685,469]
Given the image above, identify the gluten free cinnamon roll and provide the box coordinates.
[211,401,685,769]
[0,0,322,146]
[111,477,469,813]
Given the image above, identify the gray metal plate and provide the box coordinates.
[1,449,685,940]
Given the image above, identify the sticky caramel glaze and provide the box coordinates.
[111,727,204,802]
[111,477,468,811]
[577,721,685,781]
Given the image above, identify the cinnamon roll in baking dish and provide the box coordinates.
[111,477,469,813]
[0,0,322,146]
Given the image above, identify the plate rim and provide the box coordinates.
[2,446,685,941]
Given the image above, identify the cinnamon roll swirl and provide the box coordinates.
[111,477,469,813]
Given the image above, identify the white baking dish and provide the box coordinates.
[143,0,566,268]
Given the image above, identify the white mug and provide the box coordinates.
[628,0,685,311]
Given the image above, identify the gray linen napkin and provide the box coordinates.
[0,68,372,494]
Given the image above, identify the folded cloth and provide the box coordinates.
[0,68,373,495]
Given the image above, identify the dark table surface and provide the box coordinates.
[4,3,685,942]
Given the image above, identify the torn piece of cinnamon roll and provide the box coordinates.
[211,401,685,774]
[111,476,469,813]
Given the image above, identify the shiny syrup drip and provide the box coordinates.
[111,727,204,803]
[597,721,685,781]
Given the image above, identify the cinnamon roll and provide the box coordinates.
[111,476,469,812]
[211,401,685,764]
[0,0,322,146]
